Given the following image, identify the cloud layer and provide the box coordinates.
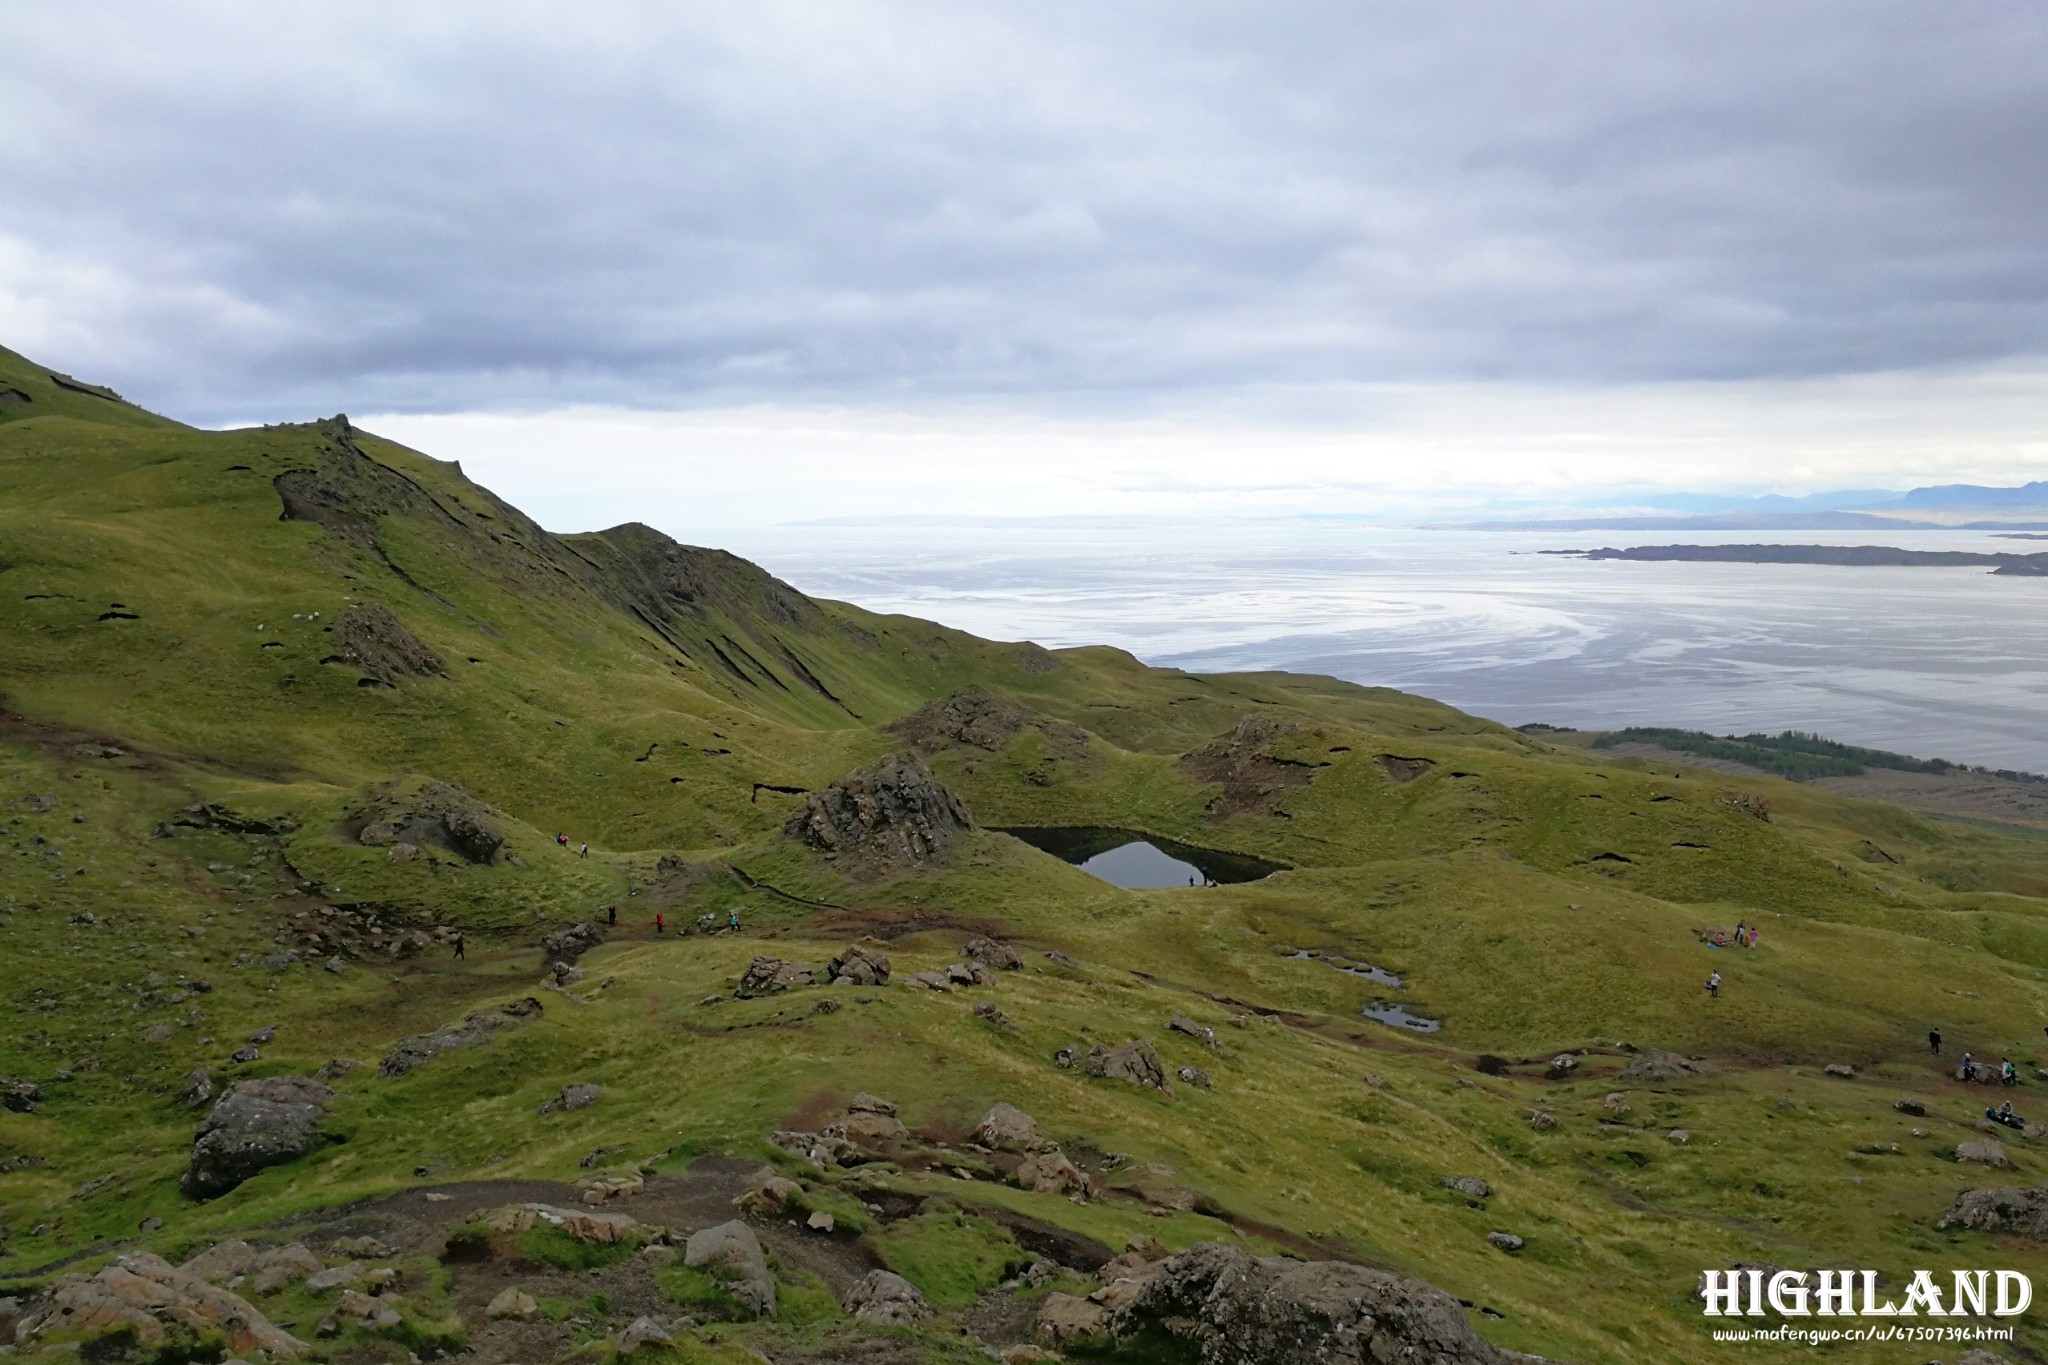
[5,1,2045,428]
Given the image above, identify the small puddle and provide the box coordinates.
[1288,949,1403,987]
[1000,826,1285,890]
[1361,1001,1442,1033]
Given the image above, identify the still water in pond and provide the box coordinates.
[1289,949,1403,987]
[1000,826,1285,889]
[1362,1001,1443,1033]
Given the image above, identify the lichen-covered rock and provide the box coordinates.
[1957,1139,2014,1169]
[379,998,542,1077]
[974,1103,1042,1152]
[1087,1040,1173,1093]
[1108,1242,1536,1364]
[684,1220,775,1318]
[541,921,605,962]
[736,956,815,997]
[1037,1291,1109,1346]
[487,1287,539,1320]
[1016,1149,1095,1197]
[352,778,503,863]
[962,936,1023,970]
[828,943,891,985]
[16,1252,307,1357]
[182,1077,334,1199]
[1442,1176,1493,1200]
[784,754,972,870]
[843,1269,931,1326]
[1937,1186,2048,1238]
[540,1082,604,1115]
[1168,1013,1218,1047]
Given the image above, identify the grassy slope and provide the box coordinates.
[5,347,2048,1362]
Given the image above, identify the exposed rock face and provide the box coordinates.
[182,1077,334,1198]
[962,936,1023,970]
[353,778,505,863]
[736,956,815,997]
[1087,1040,1173,1093]
[1108,1242,1534,1364]
[828,942,891,985]
[542,921,605,962]
[1375,753,1436,783]
[784,754,972,870]
[684,1220,776,1318]
[379,998,542,1077]
[1180,715,1317,817]
[974,1103,1042,1152]
[1016,1149,1095,1197]
[1037,1291,1110,1345]
[844,1269,932,1326]
[887,688,1090,756]
[1618,1050,1721,1083]
[327,603,446,685]
[16,1252,307,1357]
[176,1065,215,1111]
[1937,1186,2048,1238]
[1957,1139,2013,1168]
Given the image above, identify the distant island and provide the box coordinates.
[1550,544,2048,574]
[1451,480,2048,531]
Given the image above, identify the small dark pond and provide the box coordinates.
[1288,949,1403,987]
[1362,1001,1443,1033]
[1000,826,1286,890]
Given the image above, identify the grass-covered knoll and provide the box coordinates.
[8,348,2048,1363]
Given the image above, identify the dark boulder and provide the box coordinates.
[380,998,542,1077]
[1110,1242,1537,1364]
[182,1077,334,1199]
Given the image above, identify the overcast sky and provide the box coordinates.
[5,1,2046,528]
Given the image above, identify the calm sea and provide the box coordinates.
[714,524,2048,773]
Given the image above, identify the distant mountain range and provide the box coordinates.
[1455,481,2048,531]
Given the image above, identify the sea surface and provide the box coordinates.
[714,524,2048,773]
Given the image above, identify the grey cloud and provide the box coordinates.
[2,0,2044,423]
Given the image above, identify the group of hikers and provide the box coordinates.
[554,833,589,858]
[1933,1031,2022,1087]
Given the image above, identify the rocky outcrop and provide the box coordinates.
[16,1252,307,1357]
[736,956,815,997]
[353,778,505,863]
[379,997,541,1076]
[1180,715,1317,817]
[182,1077,334,1198]
[974,1103,1043,1152]
[1618,1050,1720,1083]
[843,1269,932,1326]
[886,688,1090,757]
[1016,1149,1095,1197]
[1108,1242,1536,1364]
[828,942,891,985]
[784,754,972,870]
[542,921,605,962]
[540,1082,603,1115]
[1087,1040,1173,1093]
[962,936,1023,970]
[1937,1186,2048,1238]
[328,603,446,685]
[1957,1139,2014,1169]
[684,1220,775,1318]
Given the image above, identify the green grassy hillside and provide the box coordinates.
[4,345,2047,1364]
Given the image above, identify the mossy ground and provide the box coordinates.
[6,345,2048,1362]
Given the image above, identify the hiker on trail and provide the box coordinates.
[1929,1028,1942,1055]
[1735,920,1747,946]
[607,904,617,926]
[579,842,589,859]
[452,932,465,960]
[729,907,741,931]
[655,913,665,934]
[1962,1051,1977,1081]
[1748,926,1759,948]
[1705,971,1720,998]
[2003,1058,2018,1086]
